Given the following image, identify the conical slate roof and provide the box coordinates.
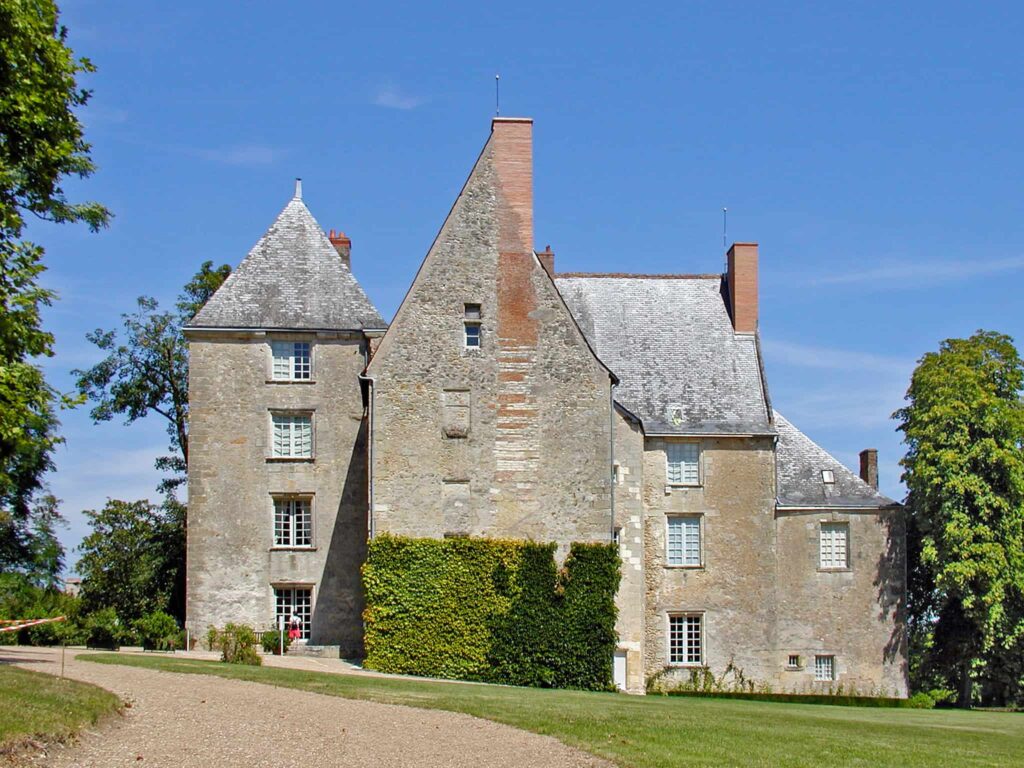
[189,191,385,331]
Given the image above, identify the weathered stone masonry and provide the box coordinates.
[185,118,907,696]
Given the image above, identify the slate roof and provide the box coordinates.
[555,274,773,435]
[189,194,386,331]
[774,411,897,508]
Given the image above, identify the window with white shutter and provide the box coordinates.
[271,341,312,380]
[819,523,849,569]
[666,517,702,566]
[666,443,700,485]
[271,414,313,458]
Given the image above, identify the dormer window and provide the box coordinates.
[821,469,835,484]
[464,304,482,349]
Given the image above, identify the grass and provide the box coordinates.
[0,664,120,751]
[84,654,1023,767]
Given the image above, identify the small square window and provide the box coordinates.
[787,654,801,669]
[821,469,835,484]
[668,614,703,665]
[464,303,482,320]
[666,443,700,485]
[271,341,311,381]
[815,655,835,681]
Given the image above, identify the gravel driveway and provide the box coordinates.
[5,647,611,768]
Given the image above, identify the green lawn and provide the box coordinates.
[84,654,1022,767]
[0,664,120,750]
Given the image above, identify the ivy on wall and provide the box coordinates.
[362,535,620,690]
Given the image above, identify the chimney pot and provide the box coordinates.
[539,245,555,275]
[329,229,351,269]
[859,448,879,490]
[726,242,758,333]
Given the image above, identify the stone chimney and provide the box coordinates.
[538,245,555,275]
[491,117,533,255]
[328,229,351,269]
[859,449,879,490]
[726,243,758,333]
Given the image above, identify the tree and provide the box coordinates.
[894,330,1024,707]
[0,0,109,575]
[74,261,230,493]
[76,498,184,624]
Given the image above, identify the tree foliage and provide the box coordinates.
[76,498,185,624]
[895,330,1024,706]
[74,261,229,492]
[0,0,109,577]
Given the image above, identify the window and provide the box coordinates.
[271,341,311,380]
[273,497,312,548]
[821,469,835,484]
[271,413,312,458]
[274,587,311,640]
[666,442,700,485]
[666,517,701,566]
[668,614,703,665]
[464,304,481,348]
[787,654,801,669]
[819,522,849,569]
[815,655,835,681]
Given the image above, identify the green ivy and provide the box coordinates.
[362,536,620,690]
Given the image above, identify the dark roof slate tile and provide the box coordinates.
[189,195,385,331]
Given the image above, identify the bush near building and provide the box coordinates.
[362,535,619,690]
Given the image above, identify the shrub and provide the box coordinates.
[84,607,124,649]
[134,611,179,651]
[362,535,619,690]
[261,628,291,655]
[208,623,262,666]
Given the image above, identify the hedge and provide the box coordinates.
[362,535,620,690]
[665,690,915,707]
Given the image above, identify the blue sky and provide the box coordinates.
[35,1,1024,567]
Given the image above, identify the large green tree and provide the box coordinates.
[76,498,184,624]
[895,330,1024,707]
[0,0,109,578]
[74,261,229,493]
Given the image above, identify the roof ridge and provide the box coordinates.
[555,272,722,280]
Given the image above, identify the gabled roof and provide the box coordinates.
[189,194,385,331]
[555,274,773,435]
[774,411,897,508]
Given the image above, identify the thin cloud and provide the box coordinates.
[812,255,1024,286]
[373,85,425,110]
[763,339,911,376]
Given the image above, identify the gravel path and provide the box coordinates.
[5,647,611,768]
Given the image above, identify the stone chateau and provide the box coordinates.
[185,118,907,695]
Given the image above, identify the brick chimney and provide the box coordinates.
[538,245,555,275]
[491,117,533,255]
[726,243,758,333]
[328,229,351,269]
[859,449,879,490]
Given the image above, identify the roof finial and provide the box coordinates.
[294,177,302,200]
[495,74,500,116]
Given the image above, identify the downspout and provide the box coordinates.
[610,381,617,541]
[366,375,375,539]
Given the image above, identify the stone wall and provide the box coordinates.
[774,508,907,696]
[643,436,778,683]
[186,331,368,654]
[613,407,646,692]
[368,121,614,550]
[641,435,907,695]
